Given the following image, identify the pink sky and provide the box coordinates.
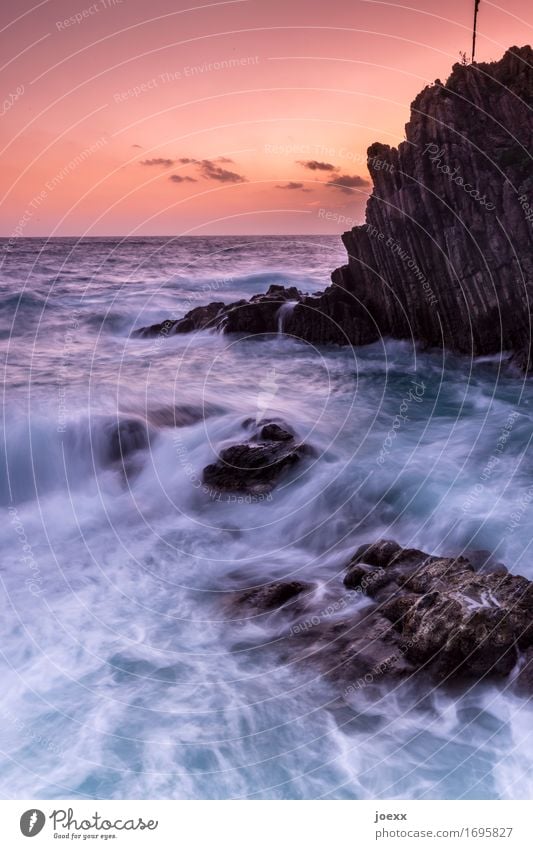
[1,0,531,235]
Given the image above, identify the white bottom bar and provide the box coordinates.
[2,800,531,847]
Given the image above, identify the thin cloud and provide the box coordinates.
[297,160,338,172]
[326,173,370,193]
[199,159,247,183]
[178,157,198,164]
[140,157,174,167]
[169,174,197,183]
[276,181,311,192]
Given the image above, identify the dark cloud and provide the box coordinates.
[276,181,311,192]
[297,160,338,172]
[170,156,245,182]
[326,173,370,193]
[199,159,246,183]
[169,174,197,183]
[140,157,174,167]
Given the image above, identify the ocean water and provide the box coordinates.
[0,235,532,800]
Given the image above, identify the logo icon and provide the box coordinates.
[20,810,46,837]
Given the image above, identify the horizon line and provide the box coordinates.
[0,233,348,240]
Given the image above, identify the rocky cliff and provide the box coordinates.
[332,44,533,363]
[135,46,533,365]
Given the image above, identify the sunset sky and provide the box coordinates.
[1,0,531,235]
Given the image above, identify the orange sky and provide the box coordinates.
[0,0,531,235]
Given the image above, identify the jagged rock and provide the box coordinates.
[133,286,303,338]
[343,563,390,594]
[343,542,533,683]
[240,418,296,442]
[348,539,403,569]
[258,422,294,442]
[133,282,378,346]
[202,419,311,494]
[332,45,533,364]
[133,47,533,369]
[133,302,226,338]
[250,540,533,694]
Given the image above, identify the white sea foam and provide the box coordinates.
[0,236,531,799]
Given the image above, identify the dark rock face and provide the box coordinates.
[132,47,533,367]
[202,419,311,495]
[332,46,533,362]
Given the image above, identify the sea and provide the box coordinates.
[0,235,532,799]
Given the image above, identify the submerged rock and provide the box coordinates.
[144,403,219,428]
[102,417,151,465]
[202,418,312,495]
[232,580,312,612]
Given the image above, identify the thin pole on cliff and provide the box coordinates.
[472,0,481,62]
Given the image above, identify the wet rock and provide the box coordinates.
[294,611,415,685]
[202,419,311,495]
[348,539,403,569]
[343,563,389,596]
[133,302,226,338]
[336,614,416,683]
[133,281,379,346]
[343,563,372,590]
[103,418,151,465]
[259,422,294,442]
[133,286,303,339]
[233,580,312,611]
[241,418,295,441]
[203,442,306,494]
[250,540,533,696]
[345,544,533,683]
